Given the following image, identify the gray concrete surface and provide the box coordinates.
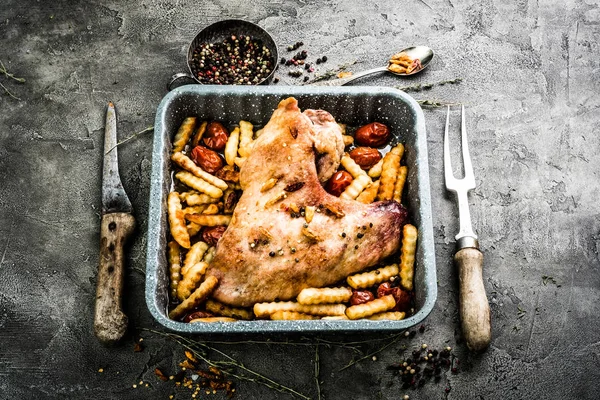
[1,0,599,399]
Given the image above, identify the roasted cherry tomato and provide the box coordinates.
[355,122,391,147]
[201,225,227,246]
[326,170,353,197]
[183,310,214,322]
[350,290,375,305]
[349,147,382,170]
[203,121,229,151]
[377,282,411,311]
[190,145,224,174]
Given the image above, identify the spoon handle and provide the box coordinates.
[310,66,389,86]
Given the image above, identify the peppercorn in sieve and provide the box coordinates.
[168,19,279,90]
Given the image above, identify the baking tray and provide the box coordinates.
[146,85,437,334]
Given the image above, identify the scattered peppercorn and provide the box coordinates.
[280,57,286,64]
[269,251,276,257]
[357,232,364,239]
[303,76,309,82]
[341,232,346,238]
[354,245,359,249]
[273,77,279,83]
[321,55,328,62]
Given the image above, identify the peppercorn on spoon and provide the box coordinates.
[444,105,491,351]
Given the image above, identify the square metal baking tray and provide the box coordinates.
[146,85,437,334]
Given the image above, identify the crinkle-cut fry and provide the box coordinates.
[400,224,418,291]
[172,152,228,190]
[341,153,368,179]
[190,317,238,323]
[345,295,396,320]
[270,311,319,320]
[238,120,254,157]
[168,192,191,249]
[321,315,349,320]
[340,174,371,200]
[337,123,347,135]
[182,205,207,215]
[253,302,346,318]
[297,287,353,305]
[225,126,240,166]
[169,276,218,320]
[356,180,380,204]
[176,171,223,199]
[377,144,403,201]
[368,159,384,178]
[393,166,408,203]
[177,262,209,301]
[181,241,209,276]
[181,192,219,206]
[202,203,220,215]
[172,117,196,153]
[368,311,406,321]
[234,157,246,168]
[187,222,202,237]
[168,241,182,300]
[347,264,400,289]
[342,135,354,147]
[203,246,216,263]
[191,121,207,147]
[185,213,231,227]
[205,300,253,320]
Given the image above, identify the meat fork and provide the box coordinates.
[444,106,491,351]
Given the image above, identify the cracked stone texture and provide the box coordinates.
[1,0,599,399]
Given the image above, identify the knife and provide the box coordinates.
[94,102,135,345]
[444,106,491,351]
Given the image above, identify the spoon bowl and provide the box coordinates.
[311,46,434,86]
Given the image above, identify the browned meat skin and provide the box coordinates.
[206,97,408,307]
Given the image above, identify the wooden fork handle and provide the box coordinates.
[455,247,491,351]
[94,212,135,346]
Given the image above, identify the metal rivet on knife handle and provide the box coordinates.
[94,102,135,346]
[444,105,491,351]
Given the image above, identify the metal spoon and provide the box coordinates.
[310,46,434,86]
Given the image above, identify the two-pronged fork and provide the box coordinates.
[444,105,491,351]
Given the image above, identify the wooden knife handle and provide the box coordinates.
[455,247,491,351]
[94,212,135,345]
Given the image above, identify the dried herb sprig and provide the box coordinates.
[314,343,322,400]
[105,126,154,155]
[397,78,462,93]
[417,100,461,108]
[305,61,358,84]
[339,330,407,371]
[0,60,25,101]
[142,328,311,400]
[0,60,26,83]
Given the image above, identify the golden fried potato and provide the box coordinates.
[171,152,228,190]
[181,241,209,276]
[297,287,353,305]
[205,299,253,320]
[176,171,223,199]
[172,117,196,153]
[340,174,371,200]
[400,224,418,291]
[393,166,408,203]
[168,241,182,300]
[191,121,207,147]
[253,302,346,318]
[168,276,218,320]
[368,311,406,320]
[225,126,240,166]
[177,261,209,301]
[356,180,380,204]
[238,120,254,157]
[185,214,231,227]
[270,311,319,320]
[347,264,399,289]
[345,295,396,320]
[377,144,403,201]
[168,192,190,248]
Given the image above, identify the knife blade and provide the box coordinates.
[93,102,135,346]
